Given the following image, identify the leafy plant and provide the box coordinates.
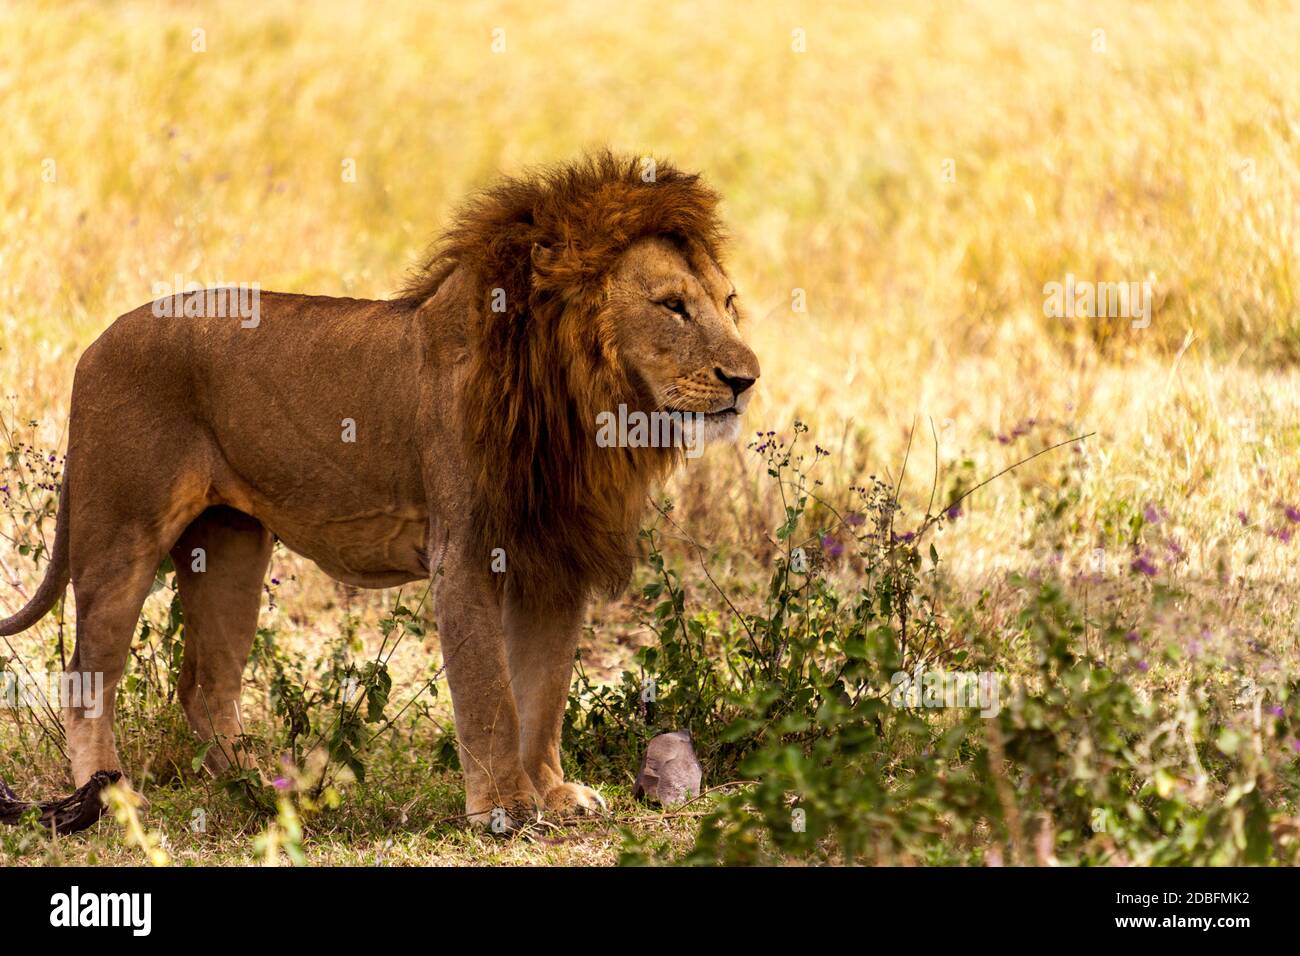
[566,423,1300,865]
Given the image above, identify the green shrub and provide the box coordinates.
[564,424,1300,865]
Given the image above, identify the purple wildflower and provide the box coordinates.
[820,534,844,559]
[1131,555,1157,576]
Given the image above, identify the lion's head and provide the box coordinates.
[403,152,760,605]
[605,235,759,445]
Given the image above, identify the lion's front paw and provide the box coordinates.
[543,782,608,816]
[467,791,543,835]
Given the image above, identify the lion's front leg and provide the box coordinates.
[434,548,541,831]
[503,592,607,816]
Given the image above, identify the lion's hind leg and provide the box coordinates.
[170,507,273,773]
[65,520,187,788]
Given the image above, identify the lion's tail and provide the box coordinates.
[0,476,70,637]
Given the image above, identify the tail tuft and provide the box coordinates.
[0,477,70,637]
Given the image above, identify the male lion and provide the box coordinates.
[0,153,760,831]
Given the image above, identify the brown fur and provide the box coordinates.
[0,152,759,829]
[404,152,727,604]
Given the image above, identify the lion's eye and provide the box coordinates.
[660,297,690,319]
[725,293,738,313]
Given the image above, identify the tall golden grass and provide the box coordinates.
[1,0,1299,861]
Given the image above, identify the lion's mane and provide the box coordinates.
[402,152,727,606]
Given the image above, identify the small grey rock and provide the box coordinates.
[633,729,703,806]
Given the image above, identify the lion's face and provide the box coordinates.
[606,236,761,445]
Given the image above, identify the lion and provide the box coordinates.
[0,152,760,831]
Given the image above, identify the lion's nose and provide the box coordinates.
[715,367,756,398]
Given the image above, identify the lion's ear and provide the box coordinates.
[531,241,556,271]
[531,240,581,293]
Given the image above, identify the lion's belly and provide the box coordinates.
[207,465,436,585]
[264,506,433,588]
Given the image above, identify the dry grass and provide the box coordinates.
[2,0,1299,864]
